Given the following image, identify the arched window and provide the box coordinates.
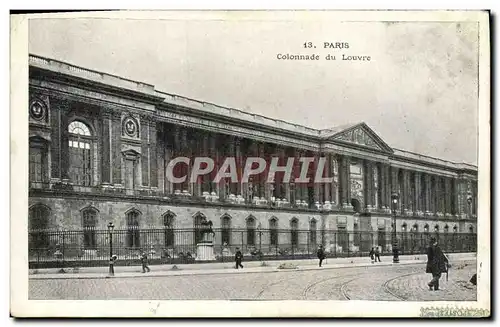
[221,215,232,245]
[29,204,50,250]
[163,212,175,247]
[193,213,206,245]
[68,121,93,186]
[269,217,278,247]
[246,217,256,246]
[290,218,299,247]
[82,207,97,249]
[469,225,474,233]
[309,219,317,246]
[126,209,141,248]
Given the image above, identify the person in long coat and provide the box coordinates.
[426,237,449,291]
[317,245,326,267]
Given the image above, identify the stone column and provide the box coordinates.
[332,155,339,207]
[209,133,218,195]
[337,155,345,207]
[293,148,301,204]
[323,153,331,203]
[452,178,459,216]
[432,175,439,215]
[362,160,370,209]
[370,162,376,209]
[301,151,309,203]
[414,172,422,215]
[378,163,385,209]
[340,155,353,210]
[384,164,391,211]
[313,152,320,204]
[424,174,431,215]
[402,170,411,215]
[444,177,451,216]
[235,137,242,196]
[283,147,291,202]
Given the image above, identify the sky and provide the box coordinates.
[28,14,480,165]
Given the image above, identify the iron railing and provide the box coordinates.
[28,228,477,268]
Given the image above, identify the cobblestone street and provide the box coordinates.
[29,261,477,301]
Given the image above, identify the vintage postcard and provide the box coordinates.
[10,10,490,318]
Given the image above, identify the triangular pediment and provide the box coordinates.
[323,123,393,153]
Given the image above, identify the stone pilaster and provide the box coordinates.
[100,111,111,184]
[149,121,157,188]
[111,111,122,185]
[49,99,62,180]
[140,117,150,187]
[59,103,70,181]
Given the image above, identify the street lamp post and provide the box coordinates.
[391,192,400,263]
[107,222,115,276]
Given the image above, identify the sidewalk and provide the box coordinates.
[29,252,476,280]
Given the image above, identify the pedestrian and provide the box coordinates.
[317,244,326,267]
[426,237,449,291]
[369,247,375,264]
[375,246,382,262]
[235,247,244,269]
[141,251,151,273]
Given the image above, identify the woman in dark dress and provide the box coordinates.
[426,237,449,291]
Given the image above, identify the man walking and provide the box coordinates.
[369,247,375,264]
[235,247,244,269]
[374,246,382,262]
[317,245,326,267]
[426,237,449,291]
[141,251,151,273]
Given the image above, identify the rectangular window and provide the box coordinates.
[29,146,45,183]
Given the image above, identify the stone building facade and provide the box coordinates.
[28,54,478,256]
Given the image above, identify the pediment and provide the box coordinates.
[325,123,393,153]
